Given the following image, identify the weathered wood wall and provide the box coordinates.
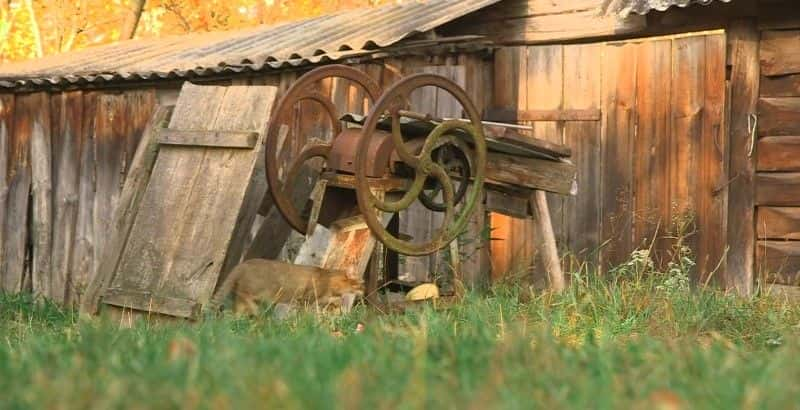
[756,27,800,286]
[0,89,157,304]
[489,31,727,280]
[0,51,497,305]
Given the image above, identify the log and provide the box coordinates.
[758,97,800,136]
[757,136,800,171]
[485,152,576,196]
[756,173,800,206]
[531,190,564,292]
[760,30,800,76]
[757,240,800,285]
[756,207,800,240]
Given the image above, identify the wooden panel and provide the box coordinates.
[756,173,800,206]
[103,289,201,319]
[157,130,258,149]
[757,207,800,240]
[70,92,98,301]
[758,97,800,136]
[81,106,171,314]
[563,44,602,262]
[93,94,129,297]
[757,136,800,171]
[0,93,26,293]
[696,34,727,280]
[757,240,800,285]
[632,39,672,255]
[526,45,566,268]
[107,83,277,316]
[600,42,637,268]
[670,36,705,240]
[0,94,7,291]
[486,153,576,195]
[760,30,800,76]
[726,20,759,295]
[760,74,800,98]
[50,92,83,304]
[29,92,52,299]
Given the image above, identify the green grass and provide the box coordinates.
[1,267,800,409]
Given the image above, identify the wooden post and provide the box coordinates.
[531,189,565,292]
[726,19,760,296]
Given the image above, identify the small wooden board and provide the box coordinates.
[90,82,277,319]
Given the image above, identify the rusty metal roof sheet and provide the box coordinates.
[0,0,500,90]
[619,0,732,16]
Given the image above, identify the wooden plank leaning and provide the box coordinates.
[81,105,172,315]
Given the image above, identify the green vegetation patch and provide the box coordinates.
[1,268,799,409]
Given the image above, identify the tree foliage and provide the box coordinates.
[0,0,398,62]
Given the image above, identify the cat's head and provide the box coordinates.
[328,273,365,297]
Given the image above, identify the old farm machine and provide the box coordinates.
[262,65,574,302]
[85,65,575,319]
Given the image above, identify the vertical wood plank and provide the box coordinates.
[50,92,83,304]
[600,43,637,269]
[0,94,17,292]
[671,36,706,267]
[29,92,53,299]
[3,94,31,293]
[563,44,602,266]
[491,46,537,279]
[526,45,566,257]
[93,94,129,293]
[70,91,98,302]
[697,34,727,282]
[632,40,672,263]
[726,20,759,295]
[81,106,171,314]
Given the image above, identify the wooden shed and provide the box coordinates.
[0,0,798,305]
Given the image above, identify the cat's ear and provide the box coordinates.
[340,292,358,313]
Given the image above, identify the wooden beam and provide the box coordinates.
[757,240,800,286]
[756,173,800,206]
[485,152,577,196]
[757,207,800,240]
[725,19,760,296]
[757,136,800,171]
[531,190,565,292]
[760,74,800,98]
[484,125,573,158]
[102,288,201,319]
[157,129,259,149]
[486,189,529,218]
[486,107,601,122]
[758,97,800,136]
[760,30,800,76]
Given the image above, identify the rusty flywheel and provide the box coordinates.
[355,74,487,256]
[265,65,381,234]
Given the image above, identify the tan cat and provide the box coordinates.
[212,258,364,315]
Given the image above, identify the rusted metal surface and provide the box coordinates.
[328,129,395,177]
[355,74,486,256]
[617,0,732,17]
[266,65,381,235]
[0,0,500,90]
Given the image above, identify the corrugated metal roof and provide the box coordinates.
[619,0,733,17]
[0,0,500,90]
